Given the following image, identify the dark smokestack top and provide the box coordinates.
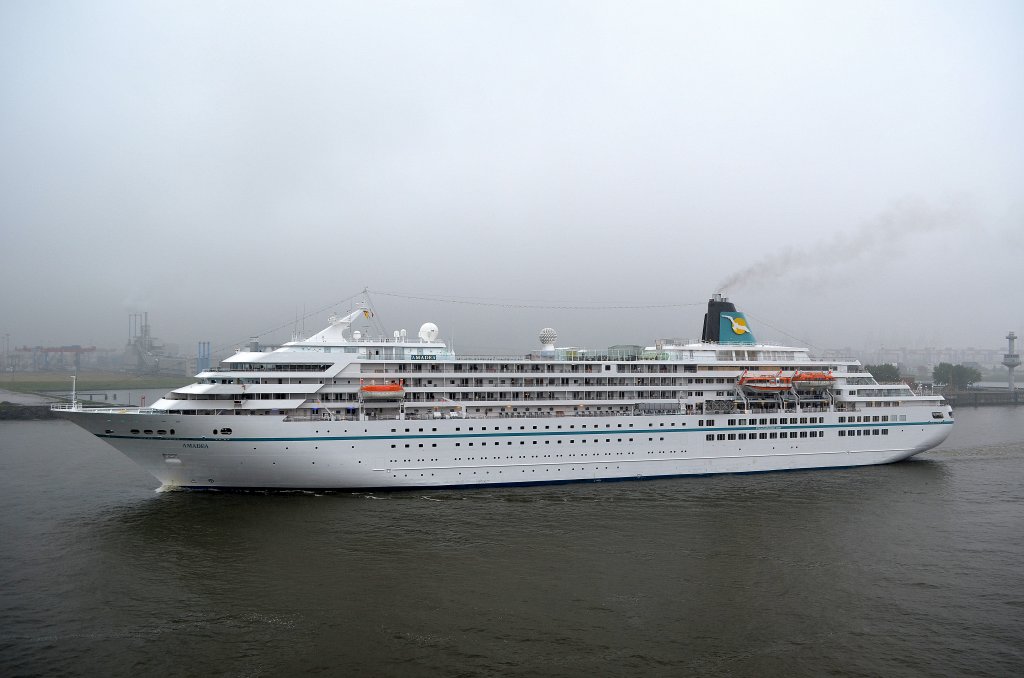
[701,294,738,343]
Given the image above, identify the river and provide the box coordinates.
[1,407,1022,676]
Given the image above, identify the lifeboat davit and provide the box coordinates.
[791,371,835,389]
[360,380,405,400]
[737,371,792,393]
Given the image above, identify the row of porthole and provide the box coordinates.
[707,431,824,441]
[391,437,647,449]
[390,450,690,467]
[721,416,827,427]
[448,437,661,447]
[127,429,175,435]
[389,422,665,433]
[839,415,896,423]
[448,452,626,461]
[447,422,675,432]
[391,466,624,479]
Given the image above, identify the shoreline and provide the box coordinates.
[0,401,61,420]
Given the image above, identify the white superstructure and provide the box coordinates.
[56,296,953,490]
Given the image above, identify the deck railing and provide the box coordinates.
[49,403,158,414]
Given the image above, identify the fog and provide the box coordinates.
[1,1,1021,359]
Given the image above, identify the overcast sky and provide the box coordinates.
[2,0,1022,358]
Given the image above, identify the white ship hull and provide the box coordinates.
[64,409,953,490]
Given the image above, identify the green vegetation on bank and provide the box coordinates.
[0,371,185,394]
[933,363,983,389]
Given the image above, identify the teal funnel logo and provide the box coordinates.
[719,313,755,344]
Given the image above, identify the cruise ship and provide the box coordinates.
[56,295,953,490]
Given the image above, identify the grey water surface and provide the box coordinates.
[1,407,1022,677]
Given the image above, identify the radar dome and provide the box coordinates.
[418,322,439,342]
[539,327,557,350]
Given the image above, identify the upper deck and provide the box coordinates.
[139,296,946,421]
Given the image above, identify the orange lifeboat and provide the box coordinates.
[737,371,792,393]
[360,379,405,400]
[791,371,835,389]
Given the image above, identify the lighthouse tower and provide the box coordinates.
[1003,332,1020,392]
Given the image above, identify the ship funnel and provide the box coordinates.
[701,295,756,345]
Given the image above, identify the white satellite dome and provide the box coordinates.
[418,322,439,342]
[539,327,557,351]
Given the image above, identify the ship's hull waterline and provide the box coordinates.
[63,410,953,490]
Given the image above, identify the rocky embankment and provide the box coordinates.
[0,401,61,420]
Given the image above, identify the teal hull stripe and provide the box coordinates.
[96,419,953,443]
